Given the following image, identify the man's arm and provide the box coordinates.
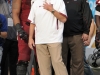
[81,0,93,41]
[28,23,35,50]
[84,19,95,46]
[0,32,7,39]
[89,19,95,38]
[29,23,35,40]
[43,2,67,23]
[12,0,21,25]
[12,0,28,41]
[82,0,93,35]
[0,15,7,38]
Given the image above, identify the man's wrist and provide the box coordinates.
[14,23,22,31]
[51,9,55,14]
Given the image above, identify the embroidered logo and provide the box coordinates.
[74,0,77,1]
[86,0,89,3]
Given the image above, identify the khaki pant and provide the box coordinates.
[62,35,84,75]
[36,43,68,75]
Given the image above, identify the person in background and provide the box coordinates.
[95,0,100,30]
[83,19,95,75]
[12,0,31,75]
[62,0,93,75]
[0,0,18,75]
[28,0,68,75]
[0,14,7,74]
[65,20,95,75]
[95,0,100,49]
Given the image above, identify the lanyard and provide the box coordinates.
[7,0,12,9]
[8,0,10,3]
[7,0,12,18]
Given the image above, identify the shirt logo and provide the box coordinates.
[67,1,69,3]
[86,0,89,3]
[74,0,77,1]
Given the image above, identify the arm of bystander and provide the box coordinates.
[0,14,7,39]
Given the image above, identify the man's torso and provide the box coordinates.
[31,0,65,44]
[63,0,84,36]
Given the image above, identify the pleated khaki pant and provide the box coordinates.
[36,43,68,75]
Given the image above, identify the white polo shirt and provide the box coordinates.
[28,0,67,44]
[95,10,100,16]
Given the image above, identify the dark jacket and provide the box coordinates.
[63,0,93,37]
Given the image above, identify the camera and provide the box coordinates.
[88,48,100,67]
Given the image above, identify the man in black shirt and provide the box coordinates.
[62,0,93,75]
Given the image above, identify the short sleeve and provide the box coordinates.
[95,10,100,16]
[58,0,67,17]
[28,4,35,24]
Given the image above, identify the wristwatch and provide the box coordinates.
[51,10,55,14]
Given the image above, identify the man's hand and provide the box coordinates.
[43,1,67,23]
[18,30,28,41]
[83,38,91,46]
[82,33,89,42]
[28,38,35,50]
[15,23,28,41]
[43,2,53,12]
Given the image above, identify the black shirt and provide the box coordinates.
[63,0,93,37]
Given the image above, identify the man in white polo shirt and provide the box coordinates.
[28,0,68,75]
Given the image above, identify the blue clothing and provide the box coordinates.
[0,14,7,46]
[84,49,94,75]
[0,0,17,41]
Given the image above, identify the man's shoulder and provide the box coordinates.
[0,14,6,23]
[0,14,6,19]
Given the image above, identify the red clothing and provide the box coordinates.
[18,0,31,61]
[96,0,100,5]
